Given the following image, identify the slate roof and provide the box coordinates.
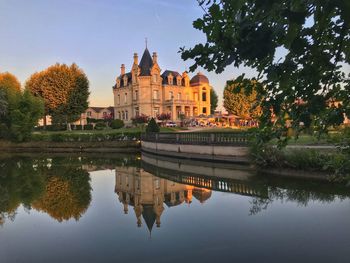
[139,48,154,76]
[161,70,181,85]
[89,106,114,113]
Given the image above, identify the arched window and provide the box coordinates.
[125,111,128,120]
[202,88,207,102]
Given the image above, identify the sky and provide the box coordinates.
[0,0,257,110]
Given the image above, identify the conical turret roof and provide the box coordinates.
[139,48,153,76]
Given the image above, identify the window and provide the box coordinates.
[153,90,159,100]
[153,74,157,83]
[134,90,138,100]
[124,93,127,104]
[153,107,159,117]
[123,76,128,86]
[118,95,120,105]
[122,111,125,120]
[177,77,181,86]
[155,179,160,189]
[202,92,207,102]
[135,107,139,117]
[125,110,128,120]
[87,111,91,117]
[168,75,173,85]
[203,107,207,114]
[118,111,121,119]
[169,91,173,100]
[177,93,181,100]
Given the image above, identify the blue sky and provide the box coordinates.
[0,0,255,109]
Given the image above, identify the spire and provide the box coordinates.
[139,48,153,76]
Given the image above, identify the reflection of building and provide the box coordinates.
[115,166,211,232]
[112,47,211,124]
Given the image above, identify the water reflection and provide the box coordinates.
[0,153,349,226]
[115,165,211,231]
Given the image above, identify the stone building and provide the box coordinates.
[112,48,211,124]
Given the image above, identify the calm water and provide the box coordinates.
[0,153,349,263]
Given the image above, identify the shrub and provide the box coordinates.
[84,124,93,130]
[146,118,160,133]
[94,122,106,130]
[110,119,124,129]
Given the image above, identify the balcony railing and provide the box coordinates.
[141,132,250,146]
[164,99,196,105]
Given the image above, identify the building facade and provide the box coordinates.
[112,48,211,124]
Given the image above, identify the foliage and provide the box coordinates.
[0,86,44,142]
[31,130,141,142]
[110,119,124,129]
[94,122,107,130]
[0,89,8,116]
[25,63,89,127]
[157,112,171,122]
[210,89,218,114]
[181,0,350,145]
[223,79,262,119]
[0,72,21,92]
[251,144,350,181]
[146,117,160,133]
[131,114,149,125]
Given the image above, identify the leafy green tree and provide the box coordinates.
[210,89,218,114]
[181,0,350,144]
[223,79,261,119]
[0,89,7,116]
[146,117,160,133]
[0,72,21,92]
[26,63,89,129]
[0,73,44,142]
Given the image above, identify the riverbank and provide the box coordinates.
[0,140,140,153]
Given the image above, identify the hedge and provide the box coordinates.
[31,131,141,142]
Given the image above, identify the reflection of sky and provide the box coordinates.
[0,169,349,263]
[0,0,260,110]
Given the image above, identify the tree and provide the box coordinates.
[146,117,160,133]
[0,73,44,142]
[223,79,262,119]
[26,63,89,128]
[210,89,218,114]
[0,72,21,92]
[0,90,7,116]
[181,1,350,144]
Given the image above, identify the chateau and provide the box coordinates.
[112,48,211,124]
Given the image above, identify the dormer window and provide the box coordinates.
[176,77,181,86]
[117,78,120,88]
[168,75,173,85]
[123,76,128,86]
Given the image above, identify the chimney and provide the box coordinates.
[133,53,138,65]
[121,64,125,75]
[152,52,158,64]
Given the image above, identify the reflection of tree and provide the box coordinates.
[249,180,349,215]
[33,163,91,222]
[0,157,45,225]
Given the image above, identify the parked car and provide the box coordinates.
[166,122,177,127]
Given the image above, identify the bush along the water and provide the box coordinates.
[110,119,124,129]
[31,131,141,142]
[146,118,160,133]
[250,144,350,182]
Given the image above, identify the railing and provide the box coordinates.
[141,132,250,146]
